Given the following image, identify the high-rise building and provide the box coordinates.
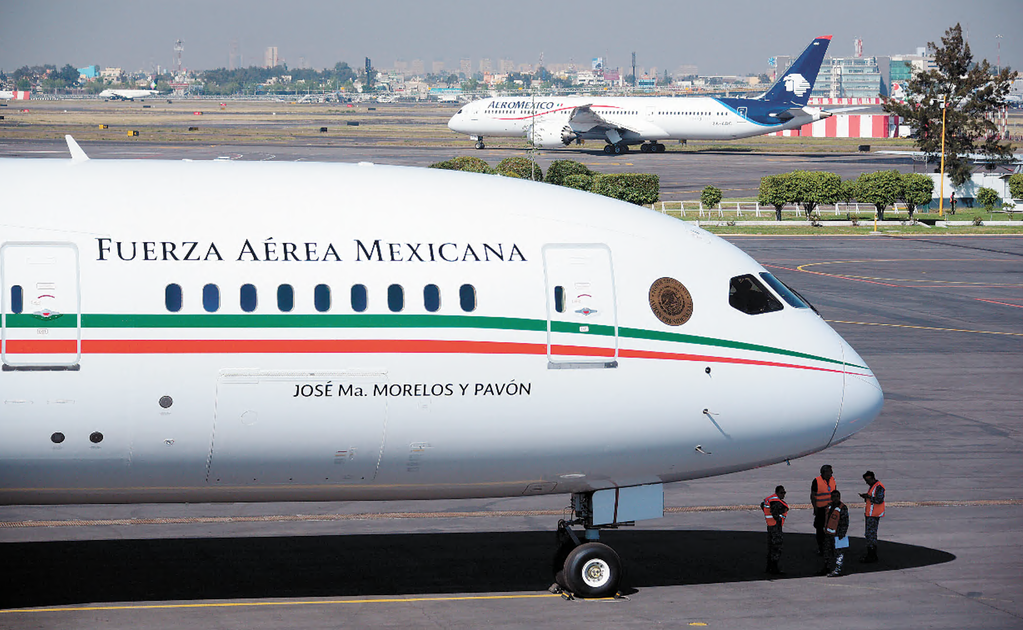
[499,58,515,73]
[264,46,279,68]
[432,60,445,75]
[411,59,425,76]
[460,58,472,77]
[479,58,492,73]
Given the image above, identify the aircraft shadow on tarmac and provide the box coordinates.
[0,530,954,608]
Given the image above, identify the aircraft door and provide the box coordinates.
[1,242,81,370]
[543,244,618,368]
[208,370,388,485]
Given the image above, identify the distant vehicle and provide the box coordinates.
[99,89,159,101]
[449,36,836,153]
[0,136,882,598]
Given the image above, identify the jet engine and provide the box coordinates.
[528,122,578,149]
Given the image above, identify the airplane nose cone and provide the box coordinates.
[447,116,461,132]
[832,349,883,445]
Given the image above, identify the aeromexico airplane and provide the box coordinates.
[448,36,834,154]
[0,138,882,597]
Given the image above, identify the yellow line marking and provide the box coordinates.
[827,320,1023,338]
[797,260,1023,287]
[0,593,561,615]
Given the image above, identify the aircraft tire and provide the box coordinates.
[561,542,621,598]
[603,144,614,155]
[475,140,485,150]
[612,144,623,155]
[655,143,666,153]
[640,144,651,153]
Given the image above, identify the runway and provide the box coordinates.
[0,136,920,200]
[1,234,1021,629]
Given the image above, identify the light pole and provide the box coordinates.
[938,94,947,217]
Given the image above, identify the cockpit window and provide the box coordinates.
[729,274,783,315]
[759,273,808,309]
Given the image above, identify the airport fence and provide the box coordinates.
[650,201,916,218]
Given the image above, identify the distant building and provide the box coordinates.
[78,65,99,80]
[410,59,425,76]
[459,58,471,77]
[432,60,445,75]
[499,58,514,73]
[264,46,279,68]
[479,58,492,74]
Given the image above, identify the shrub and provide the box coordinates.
[789,170,842,218]
[545,160,593,186]
[758,173,791,221]
[976,186,1000,209]
[700,185,723,209]
[1010,174,1023,200]
[496,156,542,181]
[428,156,494,174]
[590,173,660,205]
[562,174,593,191]
[900,173,934,219]
[855,170,904,221]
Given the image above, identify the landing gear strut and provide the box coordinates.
[551,493,624,598]
[474,139,486,150]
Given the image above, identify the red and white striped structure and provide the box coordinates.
[769,114,900,138]
[808,97,883,105]
[0,91,30,100]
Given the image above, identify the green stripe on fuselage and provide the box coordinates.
[0,312,862,369]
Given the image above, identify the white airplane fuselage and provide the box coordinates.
[449,95,821,145]
[0,158,882,506]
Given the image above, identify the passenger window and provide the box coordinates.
[165,283,182,312]
[759,273,809,309]
[351,284,367,312]
[424,284,440,312]
[388,284,404,312]
[277,284,294,312]
[314,284,331,312]
[240,284,257,313]
[10,285,23,314]
[460,284,476,312]
[554,285,565,313]
[729,275,783,315]
[203,284,220,313]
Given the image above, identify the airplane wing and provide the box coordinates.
[567,104,643,134]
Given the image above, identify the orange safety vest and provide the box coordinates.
[864,481,886,517]
[763,494,788,527]
[813,475,837,508]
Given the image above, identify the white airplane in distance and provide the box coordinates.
[448,36,835,154]
[0,137,883,597]
[98,89,160,101]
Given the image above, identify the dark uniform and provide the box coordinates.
[822,498,849,577]
[762,489,789,575]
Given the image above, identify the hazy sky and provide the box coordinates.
[2,0,1021,76]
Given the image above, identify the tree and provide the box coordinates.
[788,171,841,218]
[1009,174,1023,200]
[976,187,1000,209]
[856,170,904,221]
[700,185,722,209]
[884,23,1018,187]
[900,173,934,219]
[758,173,791,221]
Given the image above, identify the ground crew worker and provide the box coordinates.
[761,485,789,575]
[858,470,886,563]
[810,464,837,555]
[820,490,849,577]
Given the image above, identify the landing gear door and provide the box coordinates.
[543,244,618,368]
[1,242,81,370]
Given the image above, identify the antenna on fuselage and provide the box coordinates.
[65,135,90,162]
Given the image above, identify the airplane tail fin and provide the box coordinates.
[761,36,832,106]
